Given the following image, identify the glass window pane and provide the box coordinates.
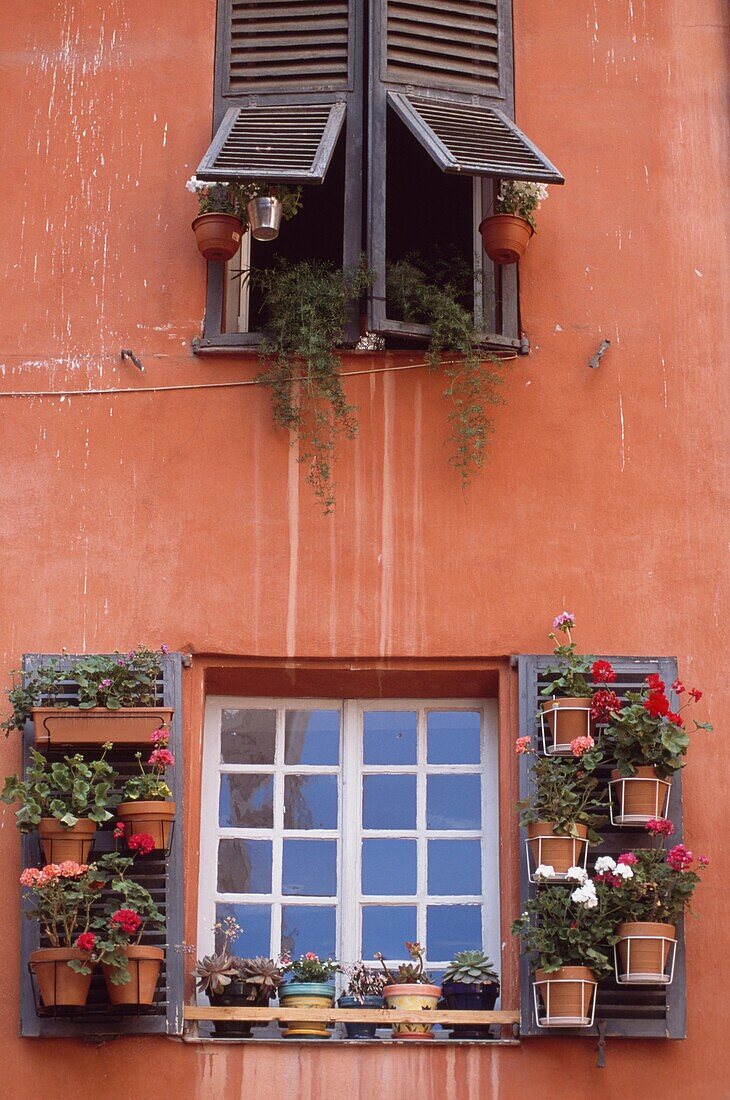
[282,839,337,896]
[363,711,417,765]
[284,775,338,829]
[285,709,340,765]
[428,839,481,896]
[215,903,271,956]
[362,839,417,896]
[427,775,481,830]
[427,711,481,765]
[281,905,336,960]
[219,773,274,828]
[427,905,482,960]
[362,775,417,829]
[220,708,276,764]
[217,839,272,894]
[361,906,417,959]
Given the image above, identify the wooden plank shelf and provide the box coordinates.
[184,1006,519,1025]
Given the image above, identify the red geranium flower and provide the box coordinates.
[667,711,684,727]
[76,932,96,952]
[667,844,693,872]
[644,690,669,718]
[618,852,638,866]
[646,673,665,691]
[591,689,621,722]
[591,660,616,684]
[111,908,142,935]
[149,747,175,768]
[689,688,703,702]
[646,818,675,838]
[671,679,685,694]
[128,832,156,856]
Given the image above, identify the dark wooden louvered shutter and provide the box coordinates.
[18,653,185,1038]
[517,655,686,1039]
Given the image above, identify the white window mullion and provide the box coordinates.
[416,706,428,953]
[340,699,360,972]
[270,707,285,958]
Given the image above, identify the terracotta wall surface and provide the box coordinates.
[0,0,728,1096]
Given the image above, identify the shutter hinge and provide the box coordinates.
[596,1019,607,1068]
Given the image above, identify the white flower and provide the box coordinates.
[571,881,598,909]
[594,856,616,874]
[534,864,556,880]
[614,863,634,879]
[566,866,588,883]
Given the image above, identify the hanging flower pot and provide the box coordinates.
[38,817,97,863]
[102,945,165,1006]
[382,983,442,1039]
[478,214,533,264]
[533,966,597,1027]
[29,947,94,1008]
[246,196,283,241]
[526,821,589,879]
[615,922,676,984]
[116,800,176,853]
[609,766,671,825]
[33,706,173,747]
[278,981,335,1038]
[192,213,245,261]
[540,697,593,754]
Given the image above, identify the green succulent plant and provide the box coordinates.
[233,956,284,1002]
[442,950,499,986]
[195,950,239,996]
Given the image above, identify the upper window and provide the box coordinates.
[195,0,562,351]
[198,697,500,976]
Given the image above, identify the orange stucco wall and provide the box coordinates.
[1,0,728,1097]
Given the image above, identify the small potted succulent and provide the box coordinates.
[375,942,441,1039]
[513,871,617,1027]
[196,917,283,1038]
[240,182,302,241]
[516,735,605,879]
[278,952,340,1039]
[2,743,118,862]
[538,613,601,754]
[2,645,172,745]
[478,180,549,264]
[115,727,175,853]
[186,178,248,261]
[338,962,387,1039]
[440,950,500,1040]
[603,675,711,823]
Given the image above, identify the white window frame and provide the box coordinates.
[198,696,500,987]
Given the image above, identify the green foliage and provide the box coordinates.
[494,181,549,231]
[610,849,705,925]
[255,259,372,513]
[187,178,302,223]
[343,961,387,1001]
[120,728,174,802]
[281,953,340,983]
[512,883,618,978]
[90,852,166,984]
[517,750,606,843]
[442,950,499,986]
[539,620,593,699]
[374,941,433,986]
[20,862,100,955]
[2,745,118,830]
[604,688,698,778]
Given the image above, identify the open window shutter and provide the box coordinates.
[18,653,184,1038]
[517,655,686,1039]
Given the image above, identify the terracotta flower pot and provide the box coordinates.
[30,947,93,1007]
[192,212,245,261]
[116,800,176,852]
[610,766,671,824]
[540,697,593,753]
[382,983,442,1039]
[616,922,675,983]
[38,817,97,863]
[32,706,173,746]
[101,945,164,1005]
[534,966,597,1026]
[278,981,334,1038]
[478,214,533,264]
[526,821,588,875]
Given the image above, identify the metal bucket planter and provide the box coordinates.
[615,922,676,984]
[247,196,283,241]
[539,697,593,754]
[533,966,597,1028]
[526,821,589,881]
[609,767,671,825]
[338,993,384,1038]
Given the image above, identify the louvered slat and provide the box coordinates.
[229,0,350,92]
[387,0,499,91]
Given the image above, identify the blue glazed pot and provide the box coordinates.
[338,994,384,1039]
[278,981,335,1038]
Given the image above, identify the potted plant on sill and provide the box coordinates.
[115,727,175,853]
[512,871,617,1028]
[2,645,173,745]
[538,613,608,754]
[240,182,302,242]
[603,675,711,823]
[516,734,606,879]
[196,917,283,1038]
[605,823,708,984]
[338,961,387,1039]
[478,180,549,264]
[440,950,500,1040]
[375,941,442,1039]
[22,860,100,1009]
[278,952,340,1038]
[2,744,118,862]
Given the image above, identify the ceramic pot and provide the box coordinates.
[337,993,384,1039]
[526,821,588,876]
[478,214,533,263]
[209,982,264,1038]
[38,817,97,863]
[534,966,597,1026]
[32,706,173,746]
[192,213,245,261]
[382,983,441,1039]
[29,947,93,1007]
[278,981,334,1038]
[610,766,670,824]
[101,945,164,1006]
[540,697,593,753]
[440,979,499,1039]
[616,922,676,983]
[117,800,176,852]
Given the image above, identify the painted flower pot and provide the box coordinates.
[478,214,533,264]
[209,982,263,1038]
[526,821,588,877]
[117,800,176,852]
[32,706,173,746]
[540,697,593,754]
[338,993,384,1038]
[440,980,499,1039]
[616,922,676,983]
[534,966,597,1027]
[382,983,441,1039]
[192,213,245,261]
[610,766,671,824]
[278,981,334,1038]
[29,947,93,1008]
[38,816,97,863]
[246,196,283,241]
[101,945,164,1006]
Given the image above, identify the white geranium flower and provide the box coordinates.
[571,881,598,909]
[614,863,635,879]
[594,856,617,874]
[566,866,588,883]
[534,864,556,880]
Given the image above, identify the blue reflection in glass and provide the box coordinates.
[215,903,270,956]
[282,839,337,896]
[219,773,274,828]
[284,774,338,829]
[428,839,482,895]
[220,708,277,764]
[427,711,481,765]
[363,711,417,765]
[285,709,340,765]
[361,906,417,959]
[427,905,482,959]
[217,838,272,894]
[362,839,417,896]
[362,775,417,829]
[426,775,481,830]
[281,905,336,960]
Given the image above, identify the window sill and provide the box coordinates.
[176,1035,521,1046]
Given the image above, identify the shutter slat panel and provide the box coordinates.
[386,0,499,92]
[229,0,350,92]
